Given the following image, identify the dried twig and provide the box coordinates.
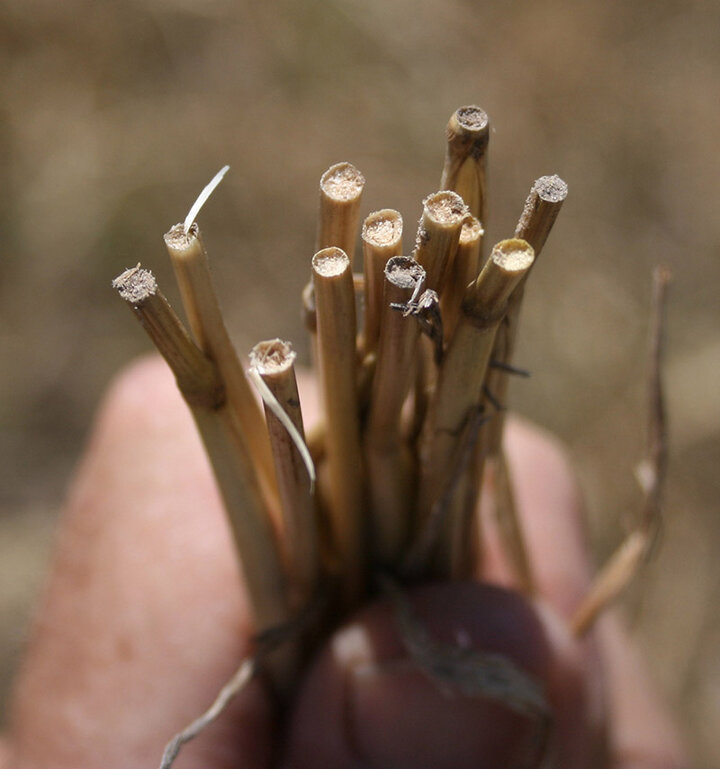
[409,188,468,439]
[159,656,257,769]
[482,174,568,457]
[571,267,670,636]
[491,450,534,594]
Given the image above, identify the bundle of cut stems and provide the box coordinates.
[414,238,535,578]
[113,107,668,765]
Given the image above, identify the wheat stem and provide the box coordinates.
[364,257,426,567]
[440,106,490,224]
[163,223,279,514]
[249,340,320,611]
[112,267,291,640]
[416,239,535,578]
[316,162,366,261]
[441,214,484,342]
[312,247,366,605]
[412,190,467,293]
[361,209,403,355]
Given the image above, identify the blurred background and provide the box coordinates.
[1,0,718,763]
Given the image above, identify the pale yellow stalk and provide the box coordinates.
[364,256,426,567]
[312,247,366,604]
[361,209,403,355]
[316,162,366,261]
[440,214,483,341]
[250,339,320,612]
[163,224,279,514]
[415,239,535,578]
[112,267,291,640]
[440,105,490,223]
[472,176,568,593]
[412,190,467,293]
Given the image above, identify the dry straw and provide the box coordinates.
[316,161,365,259]
[112,109,669,769]
[361,208,404,355]
[415,238,535,578]
[365,256,426,566]
[441,105,489,223]
[311,246,366,605]
[163,223,279,515]
[248,340,319,612]
[112,267,294,690]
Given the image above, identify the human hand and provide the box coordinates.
[2,356,688,768]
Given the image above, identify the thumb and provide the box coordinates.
[283,581,601,769]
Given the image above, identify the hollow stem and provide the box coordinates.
[476,177,568,591]
[440,106,490,224]
[316,162,366,261]
[415,239,535,578]
[440,214,483,342]
[488,176,568,409]
[412,190,467,293]
[364,257,426,567]
[312,247,366,605]
[163,223,279,514]
[515,174,569,254]
[250,339,320,612]
[361,209,403,355]
[112,267,291,642]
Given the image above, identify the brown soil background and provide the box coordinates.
[1,0,718,764]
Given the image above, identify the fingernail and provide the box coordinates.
[346,656,538,769]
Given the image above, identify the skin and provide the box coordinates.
[2,356,689,768]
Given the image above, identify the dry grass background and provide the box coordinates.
[1,0,718,764]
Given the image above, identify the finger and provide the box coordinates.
[295,369,320,431]
[7,356,274,769]
[285,582,602,769]
[483,416,593,619]
[0,740,9,769]
[480,415,609,763]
